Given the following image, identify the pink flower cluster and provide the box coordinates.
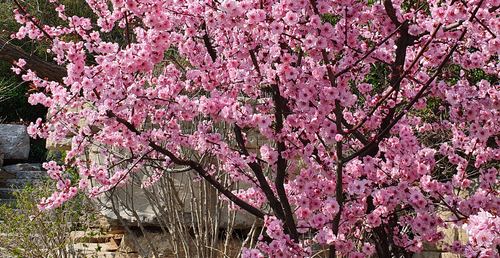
[11,0,500,256]
[461,211,500,258]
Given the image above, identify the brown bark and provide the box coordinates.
[0,37,66,83]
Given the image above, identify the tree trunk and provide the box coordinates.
[0,37,66,83]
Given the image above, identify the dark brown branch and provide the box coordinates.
[444,17,495,38]
[202,22,217,62]
[106,110,266,219]
[332,22,403,79]
[249,49,261,76]
[319,47,344,258]
[309,0,319,16]
[295,48,303,67]
[470,0,485,20]
[272,84,299,242]
[347,22,442,134]
[347,0,482,162]
[362,10,423,256]
[474,17,496,38]
[125,11,132,47]
[234,124,250,156]
[343,28,467,163]
[364,20,410,157]
[489,5,500,13]
[307,1,345,256]
[341,118,368,145]
[383,0,402,26]
[12,0,53,40]
[233,124,287,222]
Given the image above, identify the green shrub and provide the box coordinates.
[0,181,94,258]
[0,81,47,123]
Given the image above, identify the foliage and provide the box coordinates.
[0,78,17,108]
[9,0,500,257]
[0,81,45,122]
[0,181,93,258]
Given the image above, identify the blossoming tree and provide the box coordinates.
[10,0,500,256]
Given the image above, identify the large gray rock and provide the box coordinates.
[0,124,30,161]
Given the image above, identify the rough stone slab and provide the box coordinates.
[116,228,172,256]
[66,230,111,244]
[457,227,469,244]
[0,125,30,161]
[67,243,116,258]
[441,253,461,258]
[0,168,17,188]
[15,171,47,180]
[46,137,72,151]
[114,253,140,258]
[117,231,138,253]
[0,199,16,206]
[5,179,45,189]
[106,238,119,251]
[93,169,261,229]
[0,188,15,199]
[3,163,43,173]
[423,241,441,252]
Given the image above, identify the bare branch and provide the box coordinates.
[106,110,266,219]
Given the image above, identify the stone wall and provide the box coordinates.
[43,118,478,257]
[45,117,262,230]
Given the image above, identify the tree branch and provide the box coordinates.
[0,37,66,83]
[233,124,287,222]
[106,110,266,219]
[272,84,299,242]
[202,22,217,63]
[344,27,467,163]
[347,22,442,135]
[383,0,401,26]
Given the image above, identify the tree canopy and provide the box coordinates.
[8,0,500,257]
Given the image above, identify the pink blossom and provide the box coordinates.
[362,243,376,256]
[11,0,500,257]
[284,11,299,25]
[260,144,278,164]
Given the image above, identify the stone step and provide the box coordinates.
[3,163,44,173]
[0,188,16,200]
[0,198,16,206]
[15,171,47,180]
[5,179,45,189]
